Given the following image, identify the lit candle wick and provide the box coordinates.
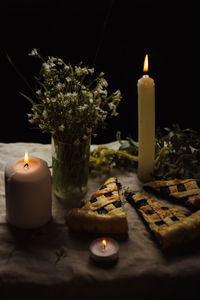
[24,163,29,169]
[102,239,107,251]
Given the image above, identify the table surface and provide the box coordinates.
[0,142,200,300]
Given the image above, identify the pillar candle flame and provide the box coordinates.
[24,152,29,168]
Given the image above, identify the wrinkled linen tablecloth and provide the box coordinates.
[0,142,200,300]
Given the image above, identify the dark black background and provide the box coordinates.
[0,1,199,144]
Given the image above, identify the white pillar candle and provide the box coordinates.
[5,152,52,229]
[137,54,155,182]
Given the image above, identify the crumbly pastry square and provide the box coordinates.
[127,192,200,248]
[144,179,200,208]
[66,177,128,234]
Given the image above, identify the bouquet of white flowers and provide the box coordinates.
[19,49,123,207]
[26,49,122,144]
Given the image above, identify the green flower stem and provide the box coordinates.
[89,147,138,171]
[92,146,108,157]
[164,167,180,177]
[116,130,122,144]
[155,146,170,165]
[90,145,172,173]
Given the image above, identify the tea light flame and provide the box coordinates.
[143,54,148,73]
[102,239,107,250]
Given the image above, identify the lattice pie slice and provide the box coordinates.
[66,177,128,233]
[144,179,200,208]
[127,192,200,247]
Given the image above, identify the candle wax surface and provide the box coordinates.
[138,74,155,87]
[13,158,41,175]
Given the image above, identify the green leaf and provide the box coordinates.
[69,62,74,76]
[5,51,14,66]
[18,91,36,106]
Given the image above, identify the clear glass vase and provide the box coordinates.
[52,136,90,208]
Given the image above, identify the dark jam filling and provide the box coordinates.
[161,206,169,210]
[179,196,189,203]
[104,192,113,197]
[171,216,179,222]
[97,208,108,214]
[177,183,186,192]
[90,197,97,203]
[113,201,121,208]
[126,193,135,206]
[145,209,155,215]
[135,199,148,209]
[155,220,166,226]
[160,186,170,194]
[185,212,191,217]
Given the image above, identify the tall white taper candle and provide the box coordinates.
[137,54,155,181]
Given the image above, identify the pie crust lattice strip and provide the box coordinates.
[127,192,200,248]
[144,178,200,209]
[66,177,128,234]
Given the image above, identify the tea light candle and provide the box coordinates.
[89,237,119,262]
[5,152,52,229]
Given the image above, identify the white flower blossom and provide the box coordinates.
[100,78,108,87]
[88,68,94,75]
[29,48,38,57]
[57,58,64,65]
[39,124,45,129]
[36,89,42,96]
[83,134,88,140]
[64,65,70,71]
[66,77,71,82]
[42,63,50,73]
[33,111,39,119]
[58,124,65,131]
[75,66,88,76]
[42,110,48,119]
[56,83,63,90]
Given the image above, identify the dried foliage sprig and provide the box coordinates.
[90,125,200,180]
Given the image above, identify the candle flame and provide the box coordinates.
[24,152,29,164]
[143,54,148,72]
[102,239,107,247]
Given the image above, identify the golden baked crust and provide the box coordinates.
[66,177,128,233]
[144,179,200,208]
[128,192,200,247]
